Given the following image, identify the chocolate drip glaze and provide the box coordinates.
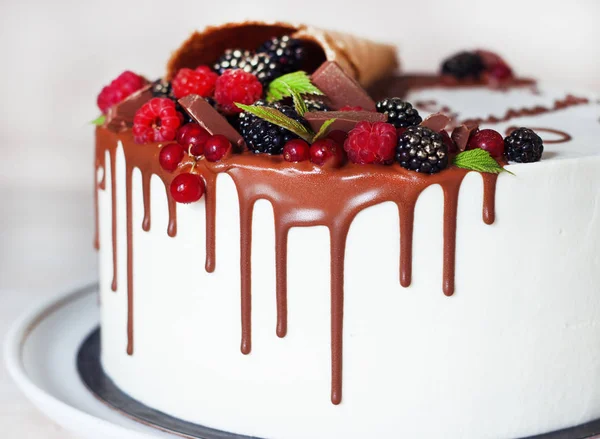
[95,127,499,404]
[109,147,118,291]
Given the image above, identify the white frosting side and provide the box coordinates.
[99,86,600,439]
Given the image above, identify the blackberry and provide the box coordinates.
[376,98,422,128]
[213,49,252,75]
[396,126,448,174]
[258,35,304,74]
[239,103,307,154]
[441,51,485,79]
[151,79,176,100]
[305,99,330,112]
[504,128,544,163]
[214,49,283,85]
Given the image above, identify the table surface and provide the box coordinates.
[0,187,96,438]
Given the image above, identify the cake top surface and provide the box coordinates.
[406,84,600,162]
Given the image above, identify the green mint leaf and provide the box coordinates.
[312,118,337,142]
[235,103,314,142]
[267,71,324,102]
[91,114,106,126]
[453,148,514,175]
[288,86,308,117]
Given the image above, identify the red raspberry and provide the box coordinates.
[133,98,181,144]
[476,50,513,81]
[339,105,364,111]
[467,129,505,157]
[283,139,310,162]
[214,69,262,115]
[204,135,231,162]
[488,63,513,81]
[176,123,211,156]
[310,139,344,167]
[159,143,185,172]
[97,71,146,114]
[170,173,205,204]
[344,121,397,165]
[171,66,219,99]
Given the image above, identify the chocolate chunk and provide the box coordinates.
[420,113,451,132]
[311,62,376,111]
[104,84,152,132]
[178,95,245,147]
[451,121,479,151]
[304,111,386,133]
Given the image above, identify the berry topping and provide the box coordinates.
[467,129,505,157]
[283,139,310,162]
[344,121,397,165]
[239,104,306,154]
[133,98,181,144]
[306,99,331,112]
[439,130,457,154]
[214,69,263,115]
[214,50,282,86]
[151,79,175,100]
[441,51,485,79]
[176,123,210,156]
[170,173,205,204]
[488,63,513,81]
[396,126,448,174]
[310,139,344,167]
[504,128,544,163]
[204,135,231,162]
[171,66,218,99]
[476,50,514,81]
[213,49,252,75]
[375,98,422,128]
[257,35,305,74]
[340,105,364,112]
[159,143,185,172]
[97,71,146,114]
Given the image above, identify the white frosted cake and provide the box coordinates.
[93,22,600,439]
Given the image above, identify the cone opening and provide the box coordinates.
[166,22,326,80]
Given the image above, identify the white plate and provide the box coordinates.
[3,283,175,439]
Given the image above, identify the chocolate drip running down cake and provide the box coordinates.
[94,22,600,439]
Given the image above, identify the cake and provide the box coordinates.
[93,22,600,439]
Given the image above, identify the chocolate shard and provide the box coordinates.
[451,121,479,151]
[178,95,245,148]
[304,111,386,133]
[311,62,376,112]
[104,84,152,132]
[420,113,451,132]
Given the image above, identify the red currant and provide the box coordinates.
[170,173,205,204]
[204,135,231,162]
[176,123,210,156]
[310,139,344,166]
[467,129,505,157]
[159,143,185,172]
[283,139,310,162]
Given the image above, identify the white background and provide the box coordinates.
[0,0,599,437]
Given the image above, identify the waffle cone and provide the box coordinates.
[166,22,398,88]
